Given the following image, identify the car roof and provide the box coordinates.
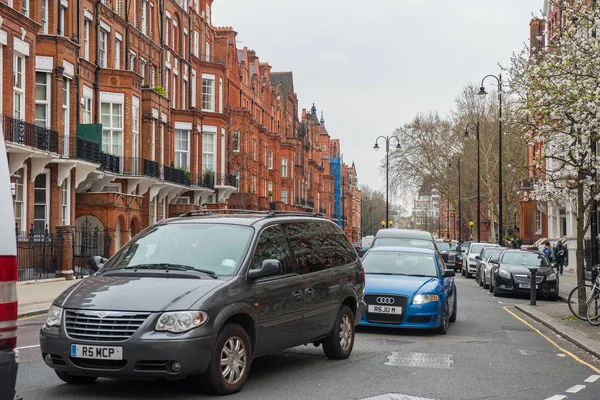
[365,246,436,255]
[0,131,16,256]
[159,211,338,228]
[375,229,434,241]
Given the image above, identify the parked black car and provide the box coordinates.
[489,249,559,300]
[40,211,365,395]
[434,239,463,272]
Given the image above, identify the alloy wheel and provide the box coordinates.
[339,314,353,351]
[220,336,247,385]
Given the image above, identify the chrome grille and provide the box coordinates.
[65,310,150,342]
[514,274,544,284]
[448,254,456,262]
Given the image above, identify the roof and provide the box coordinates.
[375,228,434,241]
[365,246,435,255]
[271,72,294,111]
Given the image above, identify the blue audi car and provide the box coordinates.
[359,246,457,334]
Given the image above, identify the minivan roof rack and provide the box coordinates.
[179,209,328,218]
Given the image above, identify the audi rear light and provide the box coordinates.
[0,255,18,351]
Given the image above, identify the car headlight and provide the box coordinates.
[499,269,511,279]
[45,305,63,328]
[155,311,208,333]
[413,294,439,304]
[546,273,557,282]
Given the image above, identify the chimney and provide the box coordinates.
[302,108,306,119]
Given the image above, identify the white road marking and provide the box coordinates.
[557,353,566,357]
[361,394,436,400]
[519,349,528,355]
[15,344,40,350]
[544,396,566,400]
[565,385,585,393]
[584,375,600,383]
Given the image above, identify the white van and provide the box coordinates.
[361,235,374,249]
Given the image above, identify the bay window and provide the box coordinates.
[174,129,190,170]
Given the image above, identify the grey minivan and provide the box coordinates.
[40,211,365,395]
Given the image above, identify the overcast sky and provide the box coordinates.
[213,0,542,198]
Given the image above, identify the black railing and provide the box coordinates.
[320,207,326,214]
[307,200,315,209]
[143,159,161,179]
[3,115,60,153]
[222,173,237,188]
[76,136,103,163]
[15,231,63,282]
[164,165,188,186]
[270,202,277,210]
[101,153,121,174]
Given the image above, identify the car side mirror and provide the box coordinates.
[248,259,282,280]
[491,262,499,268]
[443,269,456,278]
[88,256,108,271]
[475,255,481,261]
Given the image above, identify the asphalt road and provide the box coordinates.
[14,276,600,400]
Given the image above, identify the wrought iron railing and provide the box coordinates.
[15,230,63,282]
[307,200,315,209]
[2,115,60,153]
[216,173,237,188]
[143,159,161,179]
[76,136,103,163]
[164,165,188,186]
[101,153,121,174]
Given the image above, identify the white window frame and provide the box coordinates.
[151,118,156,161]
[33,169,50,235]
[99,29,108,68]
[206,3,211,25]
[268,151,273,169]
[150,198,157,225]
[13,166,27,232]
[115,37,121,69]
[174,129,190,170]
[61,172,71,226]
[59,5,66,36]
[100,93,124,156]
[281,190,288,205]
[62,77,70,144]
[535,210,542,235]
[205,41,211,61]
[129,51,136,72]
[141,0,148,35]
[13,55,25,121]
[35,72,51,128]
[201,73,215,112]
[281,158,288,177]
[193,31,199,56]
[191,69,197,108]
[202,127,217,174]
[165,17,170,47]
[83,19,90,60]
[82,86,93,124]
[41,0,49,34]
[132,96,140,159]
[21,0,29,17]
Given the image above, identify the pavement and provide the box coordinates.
[17,278,81,318]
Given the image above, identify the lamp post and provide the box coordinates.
[464,122,480,242]
[374,135,401,229]
[449,158,462,242]
[477,73,503,245]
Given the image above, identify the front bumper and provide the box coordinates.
[0,351,18,400]
[40,329,216,379]
[494,276,558,296]
[358,299,442,329]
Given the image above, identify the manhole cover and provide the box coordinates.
[385,352,453,369]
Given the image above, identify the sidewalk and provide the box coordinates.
[17,278,82,318]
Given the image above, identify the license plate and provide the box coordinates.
[368,305,403,314]
[519,283,539,289]
[71,344,123,360]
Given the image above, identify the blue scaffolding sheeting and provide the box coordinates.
[330,157,342,227]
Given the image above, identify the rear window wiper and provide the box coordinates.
[108,263,218,279]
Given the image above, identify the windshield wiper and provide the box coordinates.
[404,274,435,278]
[110,263,218,279]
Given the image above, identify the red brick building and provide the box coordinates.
[2,0,359,271]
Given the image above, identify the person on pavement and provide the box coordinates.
[553,240,566,275]
[542,240,554,263]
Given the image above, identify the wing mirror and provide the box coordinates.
[88,256,108,272]
[475,255,481,261]
[248,259,282,280]
[443,269,456,278]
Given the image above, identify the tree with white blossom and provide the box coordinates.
[507,0,600,312]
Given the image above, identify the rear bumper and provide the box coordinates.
[0,351,18,400]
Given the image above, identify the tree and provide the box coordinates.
[507,0,600,314]
[360,185,387,236]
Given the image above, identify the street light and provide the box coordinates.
[477,73,503,245]
[374,135,401,229]
[449,158,462,242]
[464,121,480,242]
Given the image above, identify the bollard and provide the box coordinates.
[528,267,537,306]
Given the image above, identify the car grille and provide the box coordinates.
[513,274,544,284]
[65,310,150,342]
[441,253,449,262]
[364,294,408,324]
[448,254,456,263]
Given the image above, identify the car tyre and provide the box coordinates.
[483,275,490,289]
[54,370,98,385]
[465,269,472,279]
[478,272,484,287]
[203,323,253,396]
[493,282,502,297]
[436,301,450,334]
[461,267,466,277]
[449,294,457,323]
[323,305,355,360]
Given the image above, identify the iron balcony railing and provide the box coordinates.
[3,115,60,153]
[307,200,315,209]
[164,165,188,186]
[76,136,103,163]
[189,172,214,189]
[217,173,237,188]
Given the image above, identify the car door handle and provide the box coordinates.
[292,290,303,299]
[305,288,314,295]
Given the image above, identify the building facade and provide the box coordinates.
[2,0,360,273]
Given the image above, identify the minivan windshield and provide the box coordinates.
[104,223,254,276]
[371,238,435,250]
[362,251,438,277]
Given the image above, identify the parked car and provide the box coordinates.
[475,247,505,285]
[358,246,457,334]
[0,123,19,400]
[462,242,500,278]
[361,235,375,250]
[371,229,436,250]
[489,249,559,300]
[477,248,506,289]
[40,211,365,395]
[435,239,463,272]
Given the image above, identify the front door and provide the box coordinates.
[251,225,304,355]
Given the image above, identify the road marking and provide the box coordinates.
[565,385,585,393]
[15,344,40,350]
[544,396,566,400]
[385,352,453,369]
[584,375,600,383]
[557,353,566,357]
[360,394,437,400]
[503,306,600,374]
[519,349,528,355]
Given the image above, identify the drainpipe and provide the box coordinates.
[159,0,164,87]
[93,1,100,124]
[125,0,130,71]
[188,8,192,106]
[76,0,81,125]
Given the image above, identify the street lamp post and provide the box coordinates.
[449,158,462,242]
[477,73,503,245]
[374,135,401,229]
[464,122,480,242]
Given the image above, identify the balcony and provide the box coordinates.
[3,115,60,153]
[216,173,237,188]
[199,54,225,66]
[164,165,189,186]
[190,171,215,189]
[307,200,315,209]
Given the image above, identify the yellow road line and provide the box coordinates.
[503,305,600,374]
